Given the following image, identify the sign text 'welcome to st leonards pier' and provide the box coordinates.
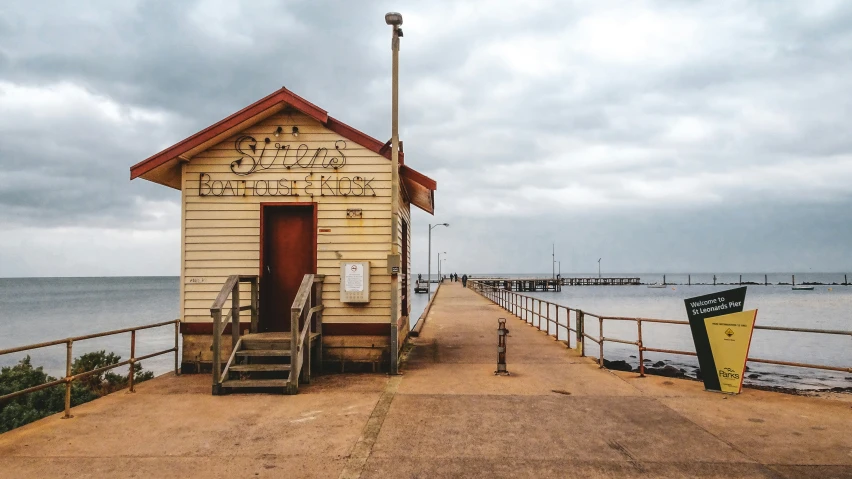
[198,134,378,197]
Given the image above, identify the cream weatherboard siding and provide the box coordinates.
[180,111,396,328]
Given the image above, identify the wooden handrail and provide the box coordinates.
[210,276,240,314]
[211,275,259,394]
[286,273,325,394]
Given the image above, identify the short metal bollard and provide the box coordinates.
[495,318,510,376]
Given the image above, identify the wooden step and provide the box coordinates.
[235,349,291,357]
[229,364,291,372]
[242,339,291,350]
[221,379,288,388]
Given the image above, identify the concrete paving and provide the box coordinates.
[1,282,850,478]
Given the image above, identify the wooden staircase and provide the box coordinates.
[218,332,321,392]
[210,274,324,395]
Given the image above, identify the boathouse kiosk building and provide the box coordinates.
[130,87,436,377]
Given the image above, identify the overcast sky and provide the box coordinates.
[1,0,851,277]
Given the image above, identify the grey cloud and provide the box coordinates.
[1,0,852,276]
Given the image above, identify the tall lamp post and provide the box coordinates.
[552,243,555,279]
[598,258,602,278]
[386,11,403,375]
[428,223,449,299]
[438,252,446,281]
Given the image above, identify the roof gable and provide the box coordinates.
[130,86,435,214]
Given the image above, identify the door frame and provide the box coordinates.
[258,202,318,329]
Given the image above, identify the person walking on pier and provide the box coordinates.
[462,274,468,287]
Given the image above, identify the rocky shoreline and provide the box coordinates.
[601,358,852,396]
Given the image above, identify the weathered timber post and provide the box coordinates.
[688,275,691,286]
[739,274,742,285]
[231,284,240,354]
[637,320,645,377]
[538,300,543,329]
[63,340,73,419]
[495,318,509,375]
[765,274,768,286]
[128,330,136,393]
[250,278,259,334]
[315,280,323,372]
[288,305,300,394]
[577,310,585,356]
[212,310,222,395]
[174,320,180,375]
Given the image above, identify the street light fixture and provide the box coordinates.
[438,251,447,281]
[428,223,449,299]
[386,11,404,375]
[598,258,602,278]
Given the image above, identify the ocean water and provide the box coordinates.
[0,277,180,378]
[2,275,849,389]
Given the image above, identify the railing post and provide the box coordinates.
[250,278,259,334]
[304,289,311,384]
[538,300,542,329]
[128,330,136,393]
[212,310,222,394]
[638,320,645,378]
[315,278,323,375]
[174,320,180,375]
[63,340,73,419]
[231,283,240,352]
[578,310,584,356]
[289,306,299,393]
[599,317,604,368]
[547,302,553,337]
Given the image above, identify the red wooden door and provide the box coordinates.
[260,204,316,332]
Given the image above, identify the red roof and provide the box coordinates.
[130,87,435,213]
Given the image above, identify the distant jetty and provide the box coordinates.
[467,274,851,291]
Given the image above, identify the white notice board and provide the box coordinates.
[340,261,370,303]
[345,263,364,292]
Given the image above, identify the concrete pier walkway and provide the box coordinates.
[1,282,850,478]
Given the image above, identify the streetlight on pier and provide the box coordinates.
[386,10,404,376]
[428,223,449,299]
[598,258,602,278]
[438,251,447,281]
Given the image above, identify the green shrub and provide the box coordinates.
[0,352,154,434]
